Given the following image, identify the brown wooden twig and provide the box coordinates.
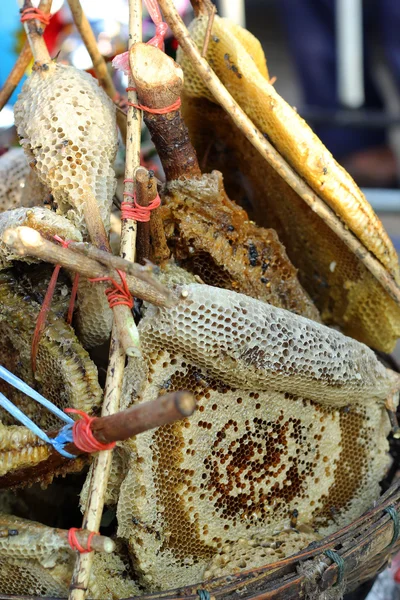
[92,391,195,443]
[66,0,127,141]
[130,43,201,181]
[20,0,52,66]
[2,226,176,308]
[135,166,155,264]
[201,2,216,57]
[158,0,400,307]
[0,41,31,112]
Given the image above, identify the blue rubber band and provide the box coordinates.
[197,590,211,600]
[0,366,74,425]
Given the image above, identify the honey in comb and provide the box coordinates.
[0,268,102,432]
[161,170,320,322]
[14,63,118,348]
[117,283,394,590]
[178,15,398,279]
[180,94,400,352]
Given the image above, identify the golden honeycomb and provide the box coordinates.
[117,283,395,590]
[178,22,400,352]
[161,171,320,322]
[178,16,398,278]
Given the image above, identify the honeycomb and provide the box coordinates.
[14,63,118,235]
[0,268,102,434]
[161,171,320,321]
[178,24,400,352]
[118,283,394,589]
[0,148,32,212]
[0,421,50,478]
[0,514,140,599]
[178,16,399,279]
[14,63,118,347]
[203,528,321,580]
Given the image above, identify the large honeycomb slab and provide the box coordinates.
[117,284,394,590]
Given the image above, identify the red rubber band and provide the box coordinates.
[89,269,134,310]
[121,193,160,222]
[127,97,181,114]
[20,7,51,26]
[31,235,77,372]
[65,408,116,453]
[68,527,96,553]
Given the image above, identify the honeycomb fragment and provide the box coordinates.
[0,269,102,431]
[0,514,140,599]
[14,64,118,235]
[178,24,400,352]
[161,171,320,321]
[0,148,39,212]
[118,284,394,589]
[178,16,399,279]
[0,421,50,478]
[14,63,118,347]
[203,528,321,580]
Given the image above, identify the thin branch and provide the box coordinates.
[19,0,52,66]
[135,166,155,264]
[0,41,31,111]
[69,2,142,597]
[66,0,127,141]
[2,226,176,308]
[158,0,400,307]
[201,3,216,57]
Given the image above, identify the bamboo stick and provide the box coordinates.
[69,2,143,597]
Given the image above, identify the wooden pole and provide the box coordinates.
[130,43,201,181]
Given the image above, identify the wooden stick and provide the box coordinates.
[135,167,154,264]
[81,191,140,357]
[92,391,195,443]
[2,226,176,308]
[201,3,216,57]
[0,0,53,110]
[130,43,201,181]
[69,3,142,597]
[68,241,159,282]
[57,529,115,554]
[0,41,31,111]
[0,392,195,490]
[66,0,127,141]
[19,0,52,66]
[69,335,124,600]
[158,0,400,306]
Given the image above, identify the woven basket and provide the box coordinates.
[0,476,399,600]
